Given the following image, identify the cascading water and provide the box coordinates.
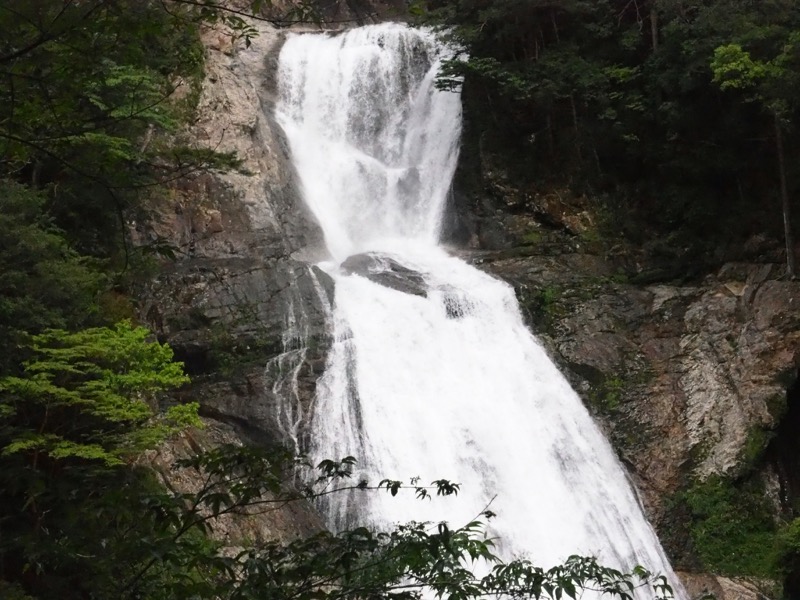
[276,23,683,598]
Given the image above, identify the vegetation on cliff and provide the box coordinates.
[0,1,257,596]
[0,0,796,597]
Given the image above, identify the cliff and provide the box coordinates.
[134,20,332,542]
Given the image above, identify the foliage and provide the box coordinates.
[711,31,800,118]
[678,475,777,578]
[0,321,194,465]
[519,229,544,245]
[777,518,800,594]
[228,525,672,600]
[710,30,800,276]
[712,44,775,93]
[737,426,773,475]
[1,428,678,600]
[0,321,196,598]
[590,375,625,414]
[0,181,107,372]
[523,285,563,331]
[0,6,230,593]
[0,0,252,261]
[425,0,800,274]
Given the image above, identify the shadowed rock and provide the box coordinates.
[341,252,428,297]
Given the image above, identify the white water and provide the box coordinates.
[268,267,333,452]
[276,23,682,597]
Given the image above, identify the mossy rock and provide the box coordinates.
[676,475,779,579]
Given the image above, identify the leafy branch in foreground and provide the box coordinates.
[113,449,676,600]
[228,523,673,600]
[0,356,676,600]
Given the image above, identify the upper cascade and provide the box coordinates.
[276,24,462,262]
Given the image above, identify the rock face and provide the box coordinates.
[463,241,798,599]
[452,164,800,597]
[450,99,800,595]
[137,0,420,547]
[135,20,335,542]
[480,250,800,507]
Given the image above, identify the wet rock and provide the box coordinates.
[137,0,421,549]
[341,252,428,296]
[136,18,334,546]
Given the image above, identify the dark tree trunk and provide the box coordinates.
[650,5,659,50]
[775,111,796,278]
[569,94,582,166]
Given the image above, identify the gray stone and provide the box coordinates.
[341,252,428,296]
[136,18,334,545]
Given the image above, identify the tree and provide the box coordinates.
[711,36,800,278]
[427,0,800,274]
[0,322,197,597]
[0,321,195,463]
[0,0,249,261]
[0,180,107,374]
[0,0,335,271]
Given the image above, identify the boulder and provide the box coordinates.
[341,252,428,296]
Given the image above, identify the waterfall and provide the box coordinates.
[275,23,683,598]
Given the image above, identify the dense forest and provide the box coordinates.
[431,0,799,278]
[0,0,798,598]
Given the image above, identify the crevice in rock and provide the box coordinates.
[172,342,214,376]
[198,410,285,449]
[766,370,800,516]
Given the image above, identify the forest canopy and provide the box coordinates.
[427,0,800,276]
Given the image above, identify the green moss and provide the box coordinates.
[776,518,800,585]
[579,226,603,246]
[607,272,630,284]
[767,392,789,422]
[738,426,774,475]
[207,324,283,378]
[519,284,565,331]
[589,375,625,413]
[679,475,778,578]
[519,229,543,246]
[538,286,559,310]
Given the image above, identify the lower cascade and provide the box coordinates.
[275,23,684,598]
